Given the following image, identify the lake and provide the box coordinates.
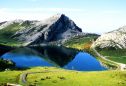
[0,46,106,71]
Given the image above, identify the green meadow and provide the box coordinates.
[98,49,126,64]
[0,67,126,86]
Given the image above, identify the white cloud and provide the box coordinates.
[0,8,126,33]
[0,7,84,21]
[0,8,84,13]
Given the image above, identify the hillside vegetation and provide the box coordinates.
[0,22,29,46]
[98,49,126,64]
[63,34,99,51]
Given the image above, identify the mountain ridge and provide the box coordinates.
[92,26,126,49]
[0,14,83,46]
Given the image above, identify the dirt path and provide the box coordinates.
[20,70,50,84]
[92,47,126,71]
[20,70,63,84]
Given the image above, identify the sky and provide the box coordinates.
[0,0,126,34]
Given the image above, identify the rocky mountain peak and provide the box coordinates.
[2,14,82,46]
[92,26,126,49]
[116,26,126,32]
[51,13,65,19]
[42,14,74,28]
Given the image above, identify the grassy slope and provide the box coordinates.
[89,49,118,69]
[63,35,98,51]
[0,71,21,84]
[0,23,21,46]
[0,67,126,86]
[98,49,126,64]
[0,22,30,46]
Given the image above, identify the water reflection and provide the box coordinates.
[0,44,14,56]
[1,46,106,71]
[30,46,77,67]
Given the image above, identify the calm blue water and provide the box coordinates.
[1,46,106,71]
[64,52,106,71]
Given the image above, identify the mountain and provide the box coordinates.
[0,14,82,46]
[92,26,126,49]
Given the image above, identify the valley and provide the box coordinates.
[0,14,126,86]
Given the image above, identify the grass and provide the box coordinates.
[0,22,30,46]
[27,70,126,86]
[0,23,22,46]
[0,22,31,46]
[0,70,21,84]
[98,49,126,64]
[63,35,98,50]
[0,23,21,46]
[0,39,22,47]
[0,67,126,86]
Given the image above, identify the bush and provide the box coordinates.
[0,58,15,71]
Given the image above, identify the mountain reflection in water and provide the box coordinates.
[1,46,106,71]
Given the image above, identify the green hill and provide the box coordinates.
[63,34,99,51]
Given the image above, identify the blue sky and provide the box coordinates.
[0,0,126,34]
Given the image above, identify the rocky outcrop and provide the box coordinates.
[1,14,82,45]
[92,26,126,49]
